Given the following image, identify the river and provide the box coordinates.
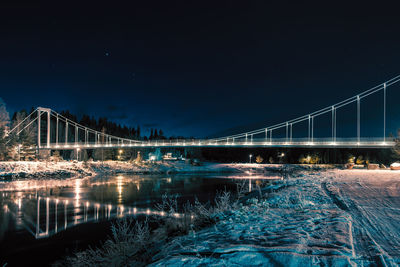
[0,172,282,266]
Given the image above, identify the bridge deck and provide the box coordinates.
[42,139,395,150]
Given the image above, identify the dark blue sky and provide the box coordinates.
[1,2,400,138]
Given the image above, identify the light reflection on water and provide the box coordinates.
[0,173,282,264]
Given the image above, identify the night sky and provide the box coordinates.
[1,2,400,138]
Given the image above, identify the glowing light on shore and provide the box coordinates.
[75,179,81,207]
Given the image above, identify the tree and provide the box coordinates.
[347,154,355,164]
[11,111,36,146]
[150,129,154,140]
[298,154,307,164]
[159,129,164,139]
[355,155,364,165]
[393,129,400,159]
[309,153,320,164]
[0,98,10,160]
[136,126,141,139]
[255,155,263,164]
[268,156,274,164]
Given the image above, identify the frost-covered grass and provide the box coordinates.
[0,161,95,179]
[54,219,152,267]
[54,189,243,266]
[150,169,400,266]
[0,160,343,180]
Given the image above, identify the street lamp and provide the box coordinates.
[76,148,80,161]
[249,154,253,164]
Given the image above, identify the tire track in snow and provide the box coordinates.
[322,179,396,266]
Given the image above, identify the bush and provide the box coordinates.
[356,155,364,165]
[57,189,243,266]
[57,219,151,267]
[255,155,263,164]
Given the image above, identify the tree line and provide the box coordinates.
[59,110,166,141]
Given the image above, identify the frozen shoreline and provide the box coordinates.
[0,161,238,180]
[0,161,341,180]
[3,160,399,266]
[151,169,400,266]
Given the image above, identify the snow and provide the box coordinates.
[0,161,238,180]
[150,168,400,266]
[2,161,400,265]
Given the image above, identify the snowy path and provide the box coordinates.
[324,170,400,266]
[151,169,400,266]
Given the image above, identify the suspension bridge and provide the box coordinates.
[7,75,400,150]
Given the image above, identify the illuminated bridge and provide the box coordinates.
[8,75,400,150]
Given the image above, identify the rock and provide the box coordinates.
[345,163,354,169]
[390,162,400,170]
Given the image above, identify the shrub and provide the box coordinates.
[255,155,263,164]
[355,155,364,165]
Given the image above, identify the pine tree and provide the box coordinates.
[159,129,164,139]
[150,129,154,140]
[136,126,141,139]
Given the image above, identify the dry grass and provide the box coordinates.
[54,219,151,267]
[54,189,241,267]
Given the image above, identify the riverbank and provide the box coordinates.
[150,168,400,266]
[0,161,236,180]
[0,161,341,180]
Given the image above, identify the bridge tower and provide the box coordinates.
[37,107,51,157]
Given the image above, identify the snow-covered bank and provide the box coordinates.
[150,169,400,266]
[0,161,390,180]
[0,161,242,179]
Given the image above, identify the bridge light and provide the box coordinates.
[249,154,253,163]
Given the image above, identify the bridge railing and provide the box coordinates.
[45,137,395,149]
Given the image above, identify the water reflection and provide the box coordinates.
[117,175,123,204]
[0,173,283,242]
[29,195,184,239]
